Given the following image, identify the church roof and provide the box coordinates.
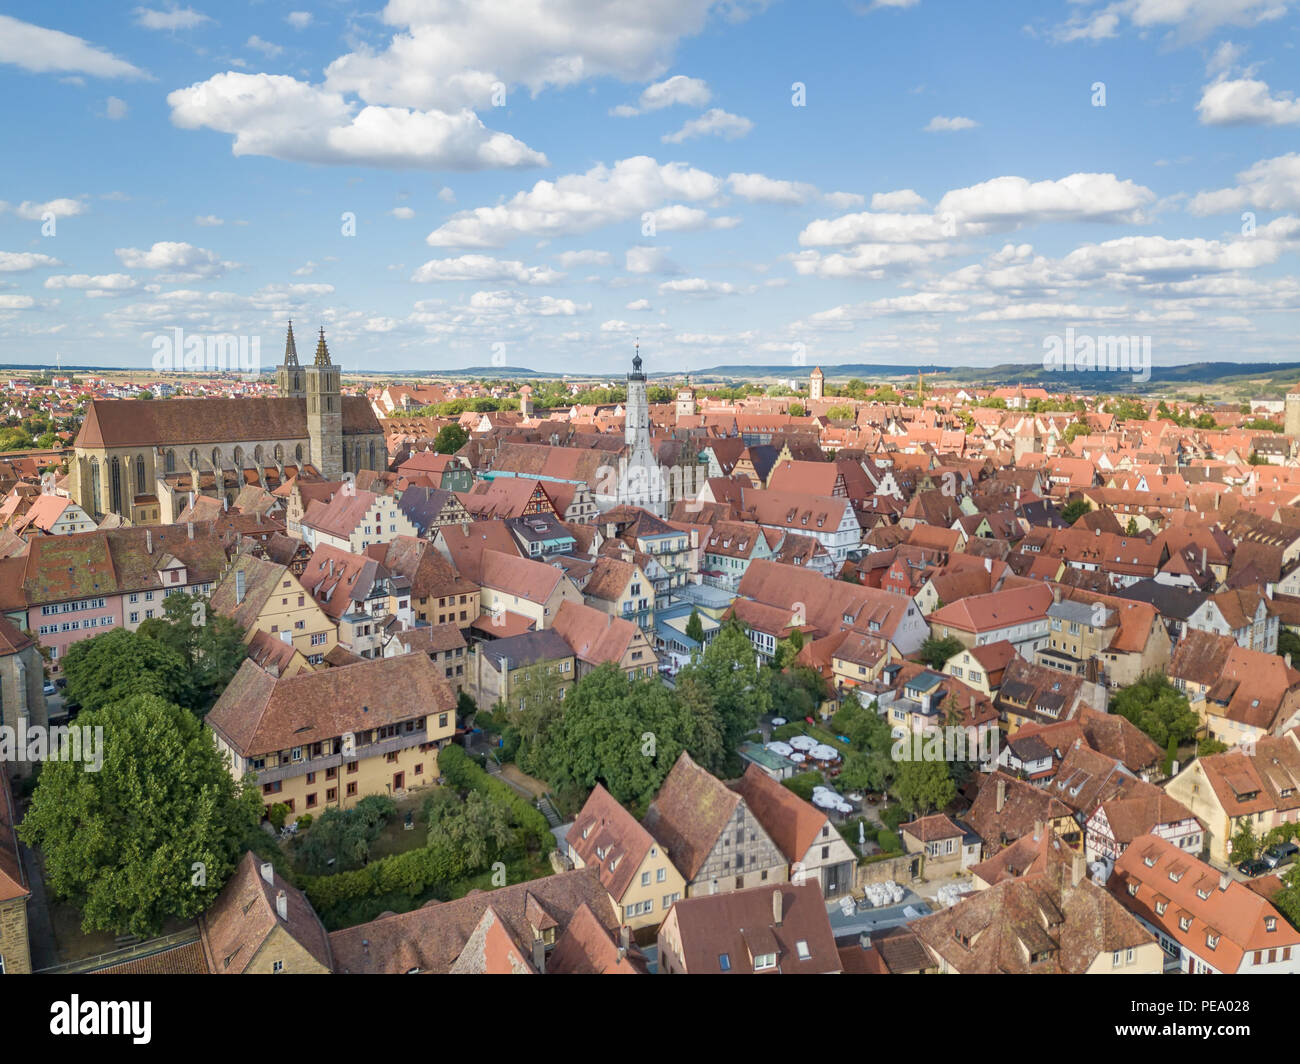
[75,395,381,449]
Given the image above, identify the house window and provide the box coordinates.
[718,953,731,972]
[346,782,358,797]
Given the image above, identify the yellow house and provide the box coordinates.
[211,551,338,667]
[478,549,584,632]
[207,653,459,819]
[565,783,686,931]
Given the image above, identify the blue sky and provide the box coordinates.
[1,0,1299,376]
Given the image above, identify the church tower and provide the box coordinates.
[276,321,305,398]
[618,342,666,516]
[1286,381,1300,437]
[675,376,697,418]
[810,366,824,401]
[305,327,343,479]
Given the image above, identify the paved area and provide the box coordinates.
[825,886,932,937]
[19,839,58,970]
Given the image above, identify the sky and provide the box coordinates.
[0,0,1299,378]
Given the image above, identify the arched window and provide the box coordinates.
[211,447,222,469]
[274,443,284,466]
[135,454,146,495]
[369,442,377,472]
[254,445,264,466]
[295,444,303,465]
[353,443,362,472]
[233,447,244,470]
[165,449,176,474]
[189,449,199,469]
[89,458,101,513]
[109,456,122,514]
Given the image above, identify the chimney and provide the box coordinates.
[1201,547,1207,573]
[1016,484,1021,501]
[1071,852,1085,888]
[859,931,872,950]
[1219,872,1230,892]
[1033,819,1043,842]
[235,569,246,605]
[146,529,152,553]
[984,556,992,573]
[260,861,274,885]
[1094,527,1100,537]
[996,777,1006,813]
[275,889,288,921]
[772,888,784,926]
[618,925,630,961]
[532,937,546,975]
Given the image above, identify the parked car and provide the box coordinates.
[1264,842,1299,869]
[43,681,56,695]
[1238,858,1270,878]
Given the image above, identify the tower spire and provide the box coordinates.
[284,320,299,366]
[314,326,331,366]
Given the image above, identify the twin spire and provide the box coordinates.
[283,320,332,367]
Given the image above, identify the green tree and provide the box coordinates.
[1273,862,1300,929]
[18,693,262,936]
[432,423,469,455]
[788,402,806,417]
[1278,628,1300,663]
[1111,673,1200,748]
[918,635,964,669]
[684,608,705,644]
[1125,516,1139,535]
[425,790,516,869]
[678,620,771,750]
[1230,819,1260,865]
[137,591,246,716]
[1060,499,1092,524]
[62,627,191,714]
[892,754,956,815]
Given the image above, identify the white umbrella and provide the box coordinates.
[812,791,839,809]
[788,735,818,751]
[770,717,787,726]
[810,744,840,761]
[789,752,806,763]
[766,741,794,757]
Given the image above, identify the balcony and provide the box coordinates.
[250,730,449,784]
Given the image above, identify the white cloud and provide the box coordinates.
[658,277,741,295]
[0,16,147,79]
[1053,0,1291,45]
[1197,76,1300,125]
[626,246,676,274]
[286,12,313,30]
[437,186,456,203]
[391,206,416,219]
[410,254,564,285]
[924,115,979,132]
[133,6,211,30]
[425,156,726,247]
[0,252,61,272]
[936,172,1154,226]
[727,173,817,205]
[612,74,711,116]
[10,198,88,221]
[1190,153,1300,212]
[662,107,752,143]
[825,191,866,209]
[194,214,223,226]
[44,273,137,294]
[115,241,231,279]
[167,72,547,171]
[555,249,612,268]
[322,0,725,112]
[105,96,129,120]
[292,261,318,276]
[626,298,652,310]
[246,36,283,58]
[871,189,928,211]
[0,295,36,310]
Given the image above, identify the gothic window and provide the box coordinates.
[369,442,377,471]
[89,458,101,512]
[295,444,304,465]
[189,449,199,469]
[354,443,362,471]
[165,449,176,474]
[254,445,264,466]
[211,448,222,469]
[233,447,244,470]
[275,443,284,466]
[110,457,122,514]
[135,455,146,495]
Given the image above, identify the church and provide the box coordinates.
[69,324,386,523]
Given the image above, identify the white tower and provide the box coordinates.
[618,342,666,516]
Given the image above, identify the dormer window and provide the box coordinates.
[1266,916,1277,932]
[1206,933,1218,950]
[1179,916,1192,931]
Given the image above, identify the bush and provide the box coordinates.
[876,828,902,852]
[437,743,551,851]
[783,771,821,802]
[296,814,313,830]
[268,802,290,830]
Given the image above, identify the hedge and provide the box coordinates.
[438,743,552,851]
[302,841,468,912]
[782,771,822,802]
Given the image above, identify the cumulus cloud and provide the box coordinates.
[924,115,978,131]
[391,206,416,219]
[410,254,564,284]
[246,36,283,58]
[1190,153,1300,212]
[44,273,137,295]
[727,173,817,205]
[167,72,547,171]
[115,240,231,279]
[105,96,129,120]
[555,249,612,267]
[0,16,147,78]
[1053,0,1291,45]
[611,74,711,116]
[1197,76,1300,125]
[625,245,676,274]
[661,108,752,143]
[0,252,62,272]
[133,6,211,31]
[7,198,88,221]
[425,156,729,247]
[286,11,312,29]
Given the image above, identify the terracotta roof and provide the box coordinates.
[643,751,740,881]
[566,783,661,900]
[729,764,830,863]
